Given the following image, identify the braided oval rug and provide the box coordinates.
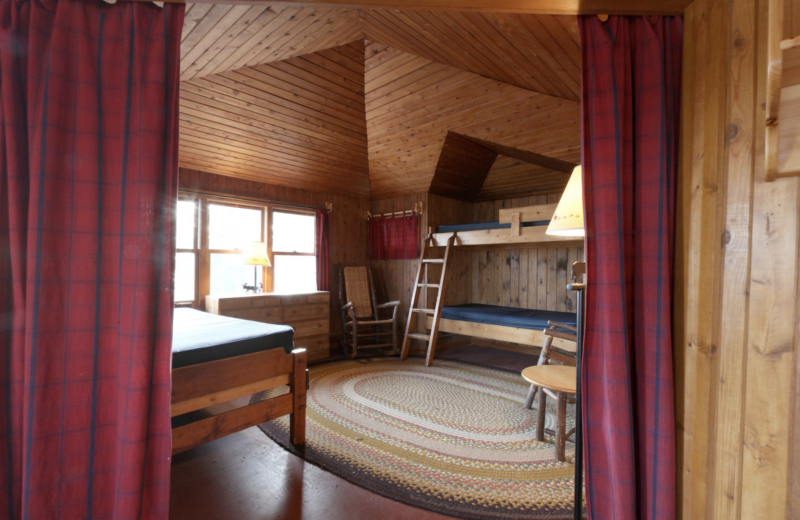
[256,357,579,520]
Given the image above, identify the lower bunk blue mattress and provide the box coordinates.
[440,304,576,332]
[436,220,549,233]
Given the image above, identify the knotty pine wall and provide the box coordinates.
[178,168,369,345]
[675,0,800,518]
[471,194,584,314]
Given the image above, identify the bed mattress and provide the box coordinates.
[440,304,576,332]
[436,220,549,233]
[172,307,294,368]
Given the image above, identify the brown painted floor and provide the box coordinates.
[169,346,539,520]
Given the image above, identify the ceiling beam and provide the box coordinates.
[139,0,691,16]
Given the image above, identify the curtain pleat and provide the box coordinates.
[368,214,418,260]
[0,1,184,518]
[579,15,682,520]
[315,208,330,291]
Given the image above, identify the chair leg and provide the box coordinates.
[555,391,567,462]
[524,384,538,409]
[536,389,546,442]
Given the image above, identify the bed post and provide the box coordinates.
[290,348,307,445]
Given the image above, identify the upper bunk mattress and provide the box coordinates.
[436,220,549,233]
[172,307,294,369]
[440,304,576,332]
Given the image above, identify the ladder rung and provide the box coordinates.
[407,333,431,341]
[412,308,435,314]
[418,284,440,288]
[422,259,445,263]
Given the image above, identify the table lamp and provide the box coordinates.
[242,241,270,294]
[546,165,586,520]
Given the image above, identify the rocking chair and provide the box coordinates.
[338,265,401,358]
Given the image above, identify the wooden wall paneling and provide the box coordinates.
[677,0,800,517]
[740,0,797,515]
[179,168,369,350]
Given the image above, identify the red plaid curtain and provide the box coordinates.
[315,208,330,291]
[579,15,682,520]
[368,213,418,260]
[0,1,184,519]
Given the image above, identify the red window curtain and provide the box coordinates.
[579,15,682,520]
[315,208,330,291]
[0,1,184,519]
[368,213,418,260]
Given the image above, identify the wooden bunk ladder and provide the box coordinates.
[400,232,456,366]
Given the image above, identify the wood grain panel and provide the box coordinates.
[181,4,363,81]
[364,40,580,200]
[479,157,571,201]
[360,10,581,100]
[429,132,497,201]
[179,41,370,197]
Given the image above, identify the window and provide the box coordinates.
[272,211,316,293]
[173,195,317,306]
[208,203,265,295]
[174,199,198,303]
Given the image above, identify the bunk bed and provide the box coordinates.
[171,308,306,454]
[399,202,583,366]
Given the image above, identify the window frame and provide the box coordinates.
[174,193,316,307]
[174,196,199,305]
[270,207,317,294]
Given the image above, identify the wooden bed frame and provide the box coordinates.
[171,346,307,455]
[429,203,583,248]
[425,316,576,351]
[403,203,582,362]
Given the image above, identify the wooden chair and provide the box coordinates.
[523,320,577,408]
[338,265,401,358]
[521,322,578,462]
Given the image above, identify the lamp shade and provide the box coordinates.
[546,165,585,237]
[242,241,271,266]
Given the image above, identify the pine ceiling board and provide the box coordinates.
[180,41,370,197]
[180,5,364,82]
[429,131,497,201]
[478,157,570,201]
[359,10,580,100]
[364,43,579,199]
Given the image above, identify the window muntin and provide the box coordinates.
[173,196,317,305]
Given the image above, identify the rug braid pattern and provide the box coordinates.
[257,358,578,520]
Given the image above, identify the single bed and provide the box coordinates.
[171,308,306,454]
[425,304,578,351]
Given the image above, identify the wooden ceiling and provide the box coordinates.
[179,4,582,199]
[360,10,580,100]
[179,40,371,197]
[364,41,580,199]
[181,4,363,81]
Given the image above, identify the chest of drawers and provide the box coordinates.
[205,291,330,361]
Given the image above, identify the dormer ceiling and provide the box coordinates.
[178,4,582,200]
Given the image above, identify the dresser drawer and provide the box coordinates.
[307,293,329,304]
[294,334,329,353]
[281,295,307,306]
[282,304,328,321]
[251,295,281,308]
[286,318,327,339]
[218,298,252,310]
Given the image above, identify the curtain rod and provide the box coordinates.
[178,189,320,212]
[368,201,423,219]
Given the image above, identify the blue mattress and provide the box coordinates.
[440,304,576,332]
[172,308,294,368]
[436,220,549,233]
